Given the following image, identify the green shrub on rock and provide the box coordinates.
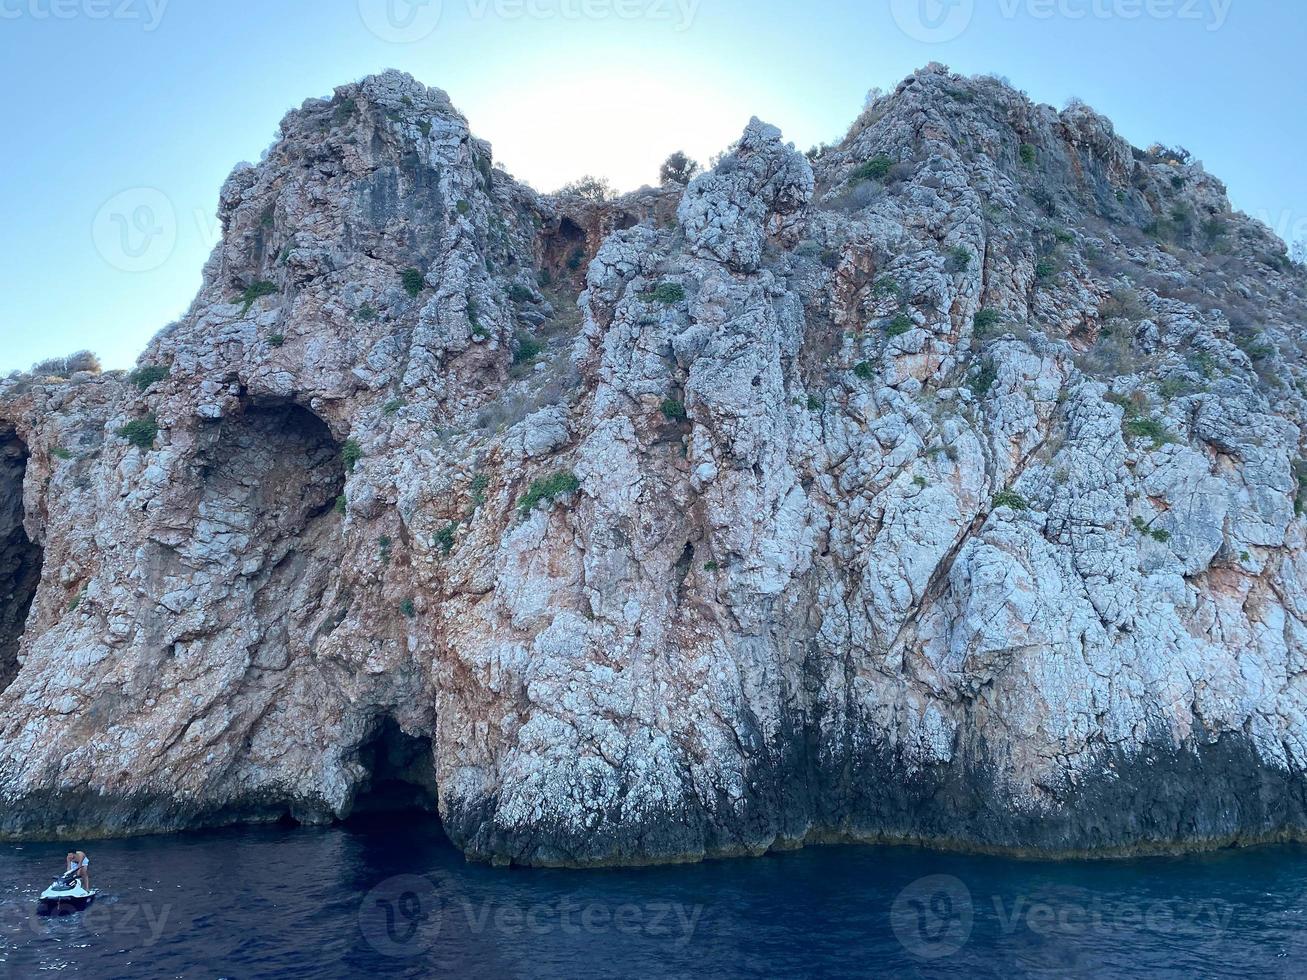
[518,471,580,514]
[885,314,913,337]
[342,439,362,472]
[434,523,458,555]
[239,281,277,314]
[401,268,426,297]
[970,360,998,398]
[128,364,170,391]
[651,282,686,304]
[661,398,687,421]
[993,489,1028,511]
[118,414,158,450]
[1124,415,1173,449]
[851,155,894,182]
[974,308,1002,334]
[514,334,543,364]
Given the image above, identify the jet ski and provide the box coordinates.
[37,867,97,915]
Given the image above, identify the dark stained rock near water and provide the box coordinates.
[3,65,1307,866]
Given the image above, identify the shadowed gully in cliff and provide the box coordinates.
[0,426,39,693]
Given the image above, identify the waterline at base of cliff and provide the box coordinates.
[6,732,1307,871]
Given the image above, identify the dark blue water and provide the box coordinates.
[2,815,1306,978]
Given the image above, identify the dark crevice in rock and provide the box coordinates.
[673,541,695,604]
[540,215,589,284]
[347,716,439,817]
[0,427,40,692]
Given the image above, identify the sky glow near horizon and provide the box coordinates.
[0,0,1303,372]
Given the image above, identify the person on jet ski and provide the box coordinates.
[64,850,90,890]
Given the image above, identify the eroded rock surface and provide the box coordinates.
[0,428,39,691]
[4,65,1307,865]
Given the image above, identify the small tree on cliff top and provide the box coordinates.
[659,151,700,186]
[557,175,616,203]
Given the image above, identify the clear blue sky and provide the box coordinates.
[1,0,1303,373]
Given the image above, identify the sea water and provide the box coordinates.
[1,814,1304,977]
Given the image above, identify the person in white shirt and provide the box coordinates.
[64,850,90,890]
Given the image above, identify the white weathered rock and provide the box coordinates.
[2,66,1307,865]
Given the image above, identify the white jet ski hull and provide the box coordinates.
[37,881,97,915]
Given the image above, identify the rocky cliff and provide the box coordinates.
[4,65,1307,866]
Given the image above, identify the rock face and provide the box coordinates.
[0,427,40,692]
[4,65,1307,865]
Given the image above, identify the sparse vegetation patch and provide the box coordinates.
[239,280,277,313]
[129,364,170,391]
[401,268,426,297]
[118,414,158,450]
[342,439,362,472]
[518,471,580,514]
[652,282,686,304]
[851,155,894,183]
[993,489,1028,511]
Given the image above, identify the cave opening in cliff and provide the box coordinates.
[541,216,589,282]
[206,401,345,525]
[0,426,40,693]
[348,717,440,818]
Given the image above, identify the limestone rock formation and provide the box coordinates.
[4,65,1307,865]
